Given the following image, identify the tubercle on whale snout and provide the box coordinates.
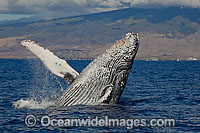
[113,33,139,48]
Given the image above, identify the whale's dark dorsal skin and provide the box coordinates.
[56,33,140,106]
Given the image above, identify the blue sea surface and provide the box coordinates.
[0,59,199,132]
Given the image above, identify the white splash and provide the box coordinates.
[12,98,55,109]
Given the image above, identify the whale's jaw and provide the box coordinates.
[56,33,140,106]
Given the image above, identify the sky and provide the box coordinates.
[0,0,200,21]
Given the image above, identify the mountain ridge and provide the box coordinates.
[0,7,200,60]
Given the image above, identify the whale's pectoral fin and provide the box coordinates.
[20,40,79,84]
[98,85,113,103]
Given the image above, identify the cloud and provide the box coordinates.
[0,0,200,20]
[127,0,200,8]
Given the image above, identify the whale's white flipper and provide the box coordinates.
[21,40,79,84]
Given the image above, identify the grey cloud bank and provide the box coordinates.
[0,0,200,20]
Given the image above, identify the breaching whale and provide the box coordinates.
[21,33,140,106]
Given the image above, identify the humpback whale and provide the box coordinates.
[21,32,140,106]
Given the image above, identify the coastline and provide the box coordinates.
[0,57,199,61]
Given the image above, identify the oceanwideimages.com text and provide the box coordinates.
[25,115,175,129]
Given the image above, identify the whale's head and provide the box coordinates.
[98,32,140,104]
[104,32,140,73]
[109,32,140,61]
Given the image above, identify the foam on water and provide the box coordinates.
[12,98,55,109]
[11,59,68,109]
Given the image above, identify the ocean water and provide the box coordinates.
[0,59,199,132]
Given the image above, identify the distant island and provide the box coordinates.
[0,7,200,60]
